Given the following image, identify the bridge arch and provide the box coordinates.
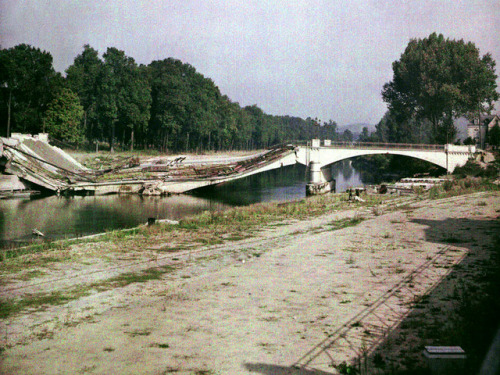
[295,143,475,174]
[302,149,449,171]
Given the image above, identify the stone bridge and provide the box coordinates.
[295,140,476,195]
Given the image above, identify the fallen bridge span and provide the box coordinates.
[0,134,297,197]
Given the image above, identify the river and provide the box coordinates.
[0,162,364,248]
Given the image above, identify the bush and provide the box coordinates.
[453,160,498,178]
[442,180,454,191]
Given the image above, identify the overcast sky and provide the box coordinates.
[1,0,499,126]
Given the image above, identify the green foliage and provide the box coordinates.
[65,44,103,141]
[489,124,500,147]
[428,176,499,199]
[336,361,357,374]
[341,129,354,142]
[358,127,371,142]
[99,47,151,151]
[63,47,343,151]
[463,136,476,145]
[382,33,499,144]
[43,88,84,144]
[453,160,498,178]
[2,43,344,151]
[0,44,64,135]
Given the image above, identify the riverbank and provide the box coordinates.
[0,184,499,374]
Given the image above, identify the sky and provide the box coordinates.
[1,0,499,127]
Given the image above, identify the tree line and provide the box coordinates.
[2,34,497,151]
[0,44,354,152]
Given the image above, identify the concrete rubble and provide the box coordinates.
[0,133,296,198]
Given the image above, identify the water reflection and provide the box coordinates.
[0,194,229,247]
[0,162,364,247]
[191,163,308,205]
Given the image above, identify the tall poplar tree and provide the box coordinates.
[66,45,103,142]
[382,33,498,144]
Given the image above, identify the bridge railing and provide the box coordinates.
[297,141,446,151]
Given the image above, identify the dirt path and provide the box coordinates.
[1,192,499,374]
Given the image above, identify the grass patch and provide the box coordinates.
[125,328,152,337]
[93,265,175,291]
[0,193,392,268]
[149,342,170,348]
[326,216,365,231]
[0,289,91,320]
[0,241,69,262]
[15,269,47,281]
[0,265,176,319]
[428,176,499,200]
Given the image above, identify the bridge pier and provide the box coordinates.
[306,161,335,196]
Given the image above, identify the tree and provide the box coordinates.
[382,33,498,143]
[66,45,103,142]
[463,136,476,145]
[375,110,432,144]
[98,48,151,151]
[358,127,371,142]
[0,44,63,136]
[43,88,84,144]
[321,120,338,140]
[341,129,353,142]
[489,124,500,148]
[245,105,266,149]
[147,58,193,151]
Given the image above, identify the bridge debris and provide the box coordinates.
[1,134,296,197]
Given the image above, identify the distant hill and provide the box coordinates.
[337,123,376,134]
[336,123,376,139]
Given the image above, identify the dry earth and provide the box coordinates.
[0,191,499,374]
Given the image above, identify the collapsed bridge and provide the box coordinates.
[0,134,297,197]
[0,134,476,198]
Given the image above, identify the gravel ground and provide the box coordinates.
[0,191,499,374]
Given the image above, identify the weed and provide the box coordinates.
[149,343,170,348]
[346,255,356,265]
[102,266,175,288]
[372,205,383,216]
[125,328,152,337]
[335,361,357,374]
[16,269,47,281]
[327,216,365,231]
[393,267,405,274]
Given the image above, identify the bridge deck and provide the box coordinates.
[301,141,445,151]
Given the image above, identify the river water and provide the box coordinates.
[0,162,363,248]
